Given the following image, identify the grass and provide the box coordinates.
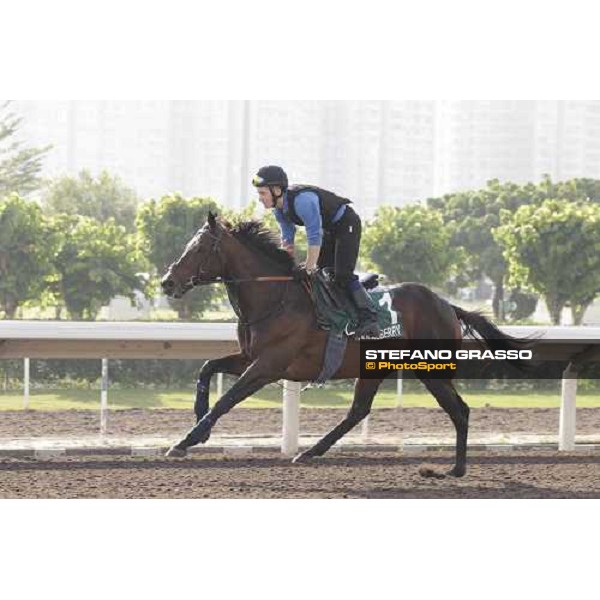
[1,385,600,411]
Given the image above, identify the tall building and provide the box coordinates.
[249,100,326,187]
[432,100,600,196]
[375,100,436,207]
[10,100,600,214]
[432,100,537,195]
[13,101,174,197]
[533,100,600,181]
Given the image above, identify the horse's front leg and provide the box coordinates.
[194,353,251,422]
[166,354,289,457]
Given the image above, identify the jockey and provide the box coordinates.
[252,165,380,338]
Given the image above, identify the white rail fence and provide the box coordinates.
[1,321,599,453]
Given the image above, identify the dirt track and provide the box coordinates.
[1,451,599,498]
[2,406,600,438]
[0,407,599,498]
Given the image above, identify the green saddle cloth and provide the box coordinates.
[310,269,403,338]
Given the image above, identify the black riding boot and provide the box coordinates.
[350,285,380,337]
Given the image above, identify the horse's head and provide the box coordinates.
[161,211,227,298]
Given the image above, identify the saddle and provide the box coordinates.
[307,268,403,385]
[309,268,400,336]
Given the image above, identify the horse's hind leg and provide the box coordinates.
[419,377,470,477]
[293,377,384,463]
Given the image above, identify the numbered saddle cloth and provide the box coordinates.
[309,269,403,339]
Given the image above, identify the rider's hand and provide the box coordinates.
[304,260,318,274]
[292,264,311,281]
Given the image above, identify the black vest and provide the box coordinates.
[284,185,352,229]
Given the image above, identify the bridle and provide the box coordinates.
[175,224,298,327]
[188,225,226,288]
[184,225,295,286]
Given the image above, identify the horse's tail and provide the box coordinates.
[451,304,537,371]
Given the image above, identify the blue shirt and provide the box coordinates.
[274,190,346,246]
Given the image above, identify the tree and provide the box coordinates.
[0,194,55,318]
[136,194,222,320]
[220,199,259,224]
[494,199,600,325]
[536,175,600,205]
[427,179,543,319]
[258,207,308,264]
[41,169,140,231]
[0,101,51,197]
[49,215,145,320]
[361,204,459,287]
[221,201,309,264]
[505,287,539,323]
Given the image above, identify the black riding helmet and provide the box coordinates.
[252,165,288,191]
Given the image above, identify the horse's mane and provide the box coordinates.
[229,220,295,273]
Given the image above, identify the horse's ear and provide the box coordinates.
[208,211,217,229]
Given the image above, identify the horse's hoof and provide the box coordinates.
[292,452,315,464]
[447,466,466,478]
[165,445,187,458]
[198,430,212,444]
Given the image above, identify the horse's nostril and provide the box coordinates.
[162,279,175,290]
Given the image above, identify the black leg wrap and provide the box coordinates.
[194,379,210,421]
[183,411,216,447]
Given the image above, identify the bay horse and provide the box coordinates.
[160,212,530,477]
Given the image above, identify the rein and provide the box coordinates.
[193,275,294,284]
[189,226,295,287]
[184,225,302,327]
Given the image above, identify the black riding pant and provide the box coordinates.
[317,206,361,288]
